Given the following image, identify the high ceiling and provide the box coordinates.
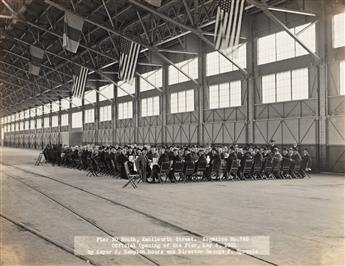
[0,0,287,116]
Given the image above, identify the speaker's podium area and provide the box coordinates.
[0,0,344,265]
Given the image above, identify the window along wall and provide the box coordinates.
[262,68,309,104]
[332,11,345,49]
[36,118,42,129]
[52,115,58,127]
[169,58,198,85]
[43,103,51,115]
[209,81,242,109]
[99,105,112,122]
[30,120,35,130]
[61,114,68,126]
[84,90,97,104]
[72,112,83,128]
[43,117,50,128]
[141,96,159,117]
[340,60,345,96]
[51,100,60,113]
[117,81,135,97]
[84,108,95,123]
[170,89,194,114]
[99,84,114,101]
[71,96,82,107]
[118,101,133,120]
[140,69,163,92]
[257,23,316,65]
[61,97,70,110]
[206,43,247,76]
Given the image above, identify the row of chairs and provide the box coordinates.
[123,158,309,188]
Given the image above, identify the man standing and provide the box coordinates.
[136,148,150,182]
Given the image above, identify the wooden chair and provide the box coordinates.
[194,160,207,181]
[271,159,281,179]
[34,153,44,166]
[184,161,195,182]
[241,159,253,180]
[291,162,303,178]
[159,162,171,183]
[280,159,292,179]
[86,158,98,177]
[122,161,141,189]
[262,159,273,179]
[219,159,228,181]
[173,161,184,182]
[209,161,222,181]
[228,160,240,180]
[252,160,263,180]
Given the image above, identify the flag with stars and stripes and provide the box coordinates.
[214,0,245,51]
[72,66,88,98]
[118,38,141,83]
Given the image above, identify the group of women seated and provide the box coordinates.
[42,140,312,182]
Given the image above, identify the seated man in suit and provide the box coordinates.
[226,146,237,173]
[301,149,312,172]
[290,147,302,173]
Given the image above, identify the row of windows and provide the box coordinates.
[3,57,345,125]
[2,114,68,132]
[3,59,345,126]
[2,8,345,126]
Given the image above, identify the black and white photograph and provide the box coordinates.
[0,0,344,265]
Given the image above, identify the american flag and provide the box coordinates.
[72,66,88,98]
[214,0,245,51]
[118,38,141,83]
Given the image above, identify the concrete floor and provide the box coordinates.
[0,147,344,266]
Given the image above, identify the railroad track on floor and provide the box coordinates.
[0,213,100,266]
[2,171,160,266]
[1,162,279,266]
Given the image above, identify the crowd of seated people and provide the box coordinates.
[42,140,312,183]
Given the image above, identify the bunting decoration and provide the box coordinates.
[29,45,44,76]
[63,11,84,53]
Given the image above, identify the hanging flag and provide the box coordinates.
[72,66,88,98]
[63,11,84,53]
[142,0,162,7]
[29,45,44,76]
[214,0,245,51]
[118,38,141,83]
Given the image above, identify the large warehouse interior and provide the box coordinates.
[0,0,344,265]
